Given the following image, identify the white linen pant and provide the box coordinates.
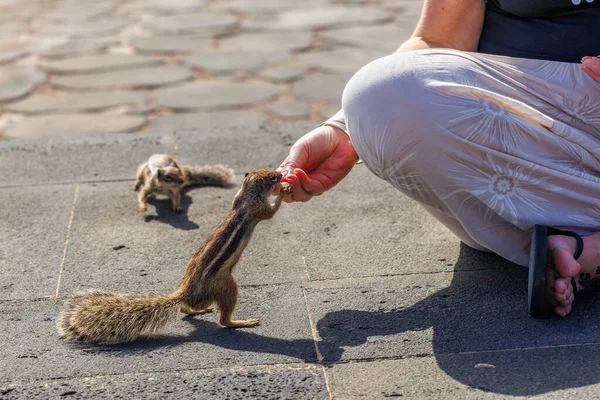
[342,49,600,266]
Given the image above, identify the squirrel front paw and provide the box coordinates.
[140,205,148,212]
[280,183,293,196]
[173,206,183,212]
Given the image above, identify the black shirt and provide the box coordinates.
[478,0,600,63]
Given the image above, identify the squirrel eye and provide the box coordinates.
[270,175,278,182]
[164,175,172,181]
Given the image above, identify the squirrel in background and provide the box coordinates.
[58,169,293,344]
[134,154,234,212]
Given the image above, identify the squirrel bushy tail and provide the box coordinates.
[58,290,182,343]
[183,164,234,187]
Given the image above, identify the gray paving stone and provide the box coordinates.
[296,47,384,74]
[305,269,600,364]
[265,102,309,119]
[147,110,268,133]
[293,166,460,280]
[292,73,352,102]
[321,103,342,119]
[257,65,306,82]
[327,349,600,398]
[40,1,117,22]
[35,38,118,59]
[127,0,208,13]
[130,35,213,54]
[51,65,192,90]
[244,6,392,31]
[0,40,29,65]
[59,180,303,294]
[320,24,414,52]
[143,12,237,35]
[0,283,315,381]
[38,54,162,74]
[0,65,45,103]
[184,51,288,74]
[5,91,148,114]
[0,185,74,300]
[213,0,330,12]
[153,81,280,110]
[2,365,327,399]
[0,21,28,36]
[35,19,126,38]
[219,31,313,53]
[0,133,173,185]
[5,114,147,139]
[175,126,292,172]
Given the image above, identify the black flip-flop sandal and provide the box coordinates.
[528,225,584,317]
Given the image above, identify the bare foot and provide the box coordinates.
[547,232,600,316]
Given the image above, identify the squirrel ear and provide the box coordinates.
[244,172,249,178]
[156,169,163,177]
[258,177,264,183]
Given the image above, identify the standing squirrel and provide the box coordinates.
[134,154,234,212]
[58,169,293,344]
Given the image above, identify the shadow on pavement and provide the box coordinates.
[144,194,199,230]
[315,244,600,396]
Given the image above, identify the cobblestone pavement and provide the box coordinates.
[0,0,419,139]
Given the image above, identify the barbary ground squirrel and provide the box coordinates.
[58,169,293,344]
[134,154,234,212]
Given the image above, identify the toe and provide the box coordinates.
[548,236,581,278]
[554,303,572,317]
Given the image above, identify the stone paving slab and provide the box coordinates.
[153,81,281,111]
[320,25,413,52]
[35,37,119,59]
[130,35,213,54]
[0,65,45,103]
[175,128,291,172]
[34,19,127,38]
[258,65,307,82]
[5,91,148,114]
[212,0,331,12]
[4,113,147,139]
[0,283,316,382]
[0,185,74,301]
[327,348,600,399]
[218,31,313,53]
[293,166,464,280]
[40,1,118,23]
[58,181,304,295]
[38,54,162,74]
[143,12,237,35]
[146,111,269,133]
[265,102,310,119]
[0,133,173,185]
[292,73,353,102]
[51,65,193,90]
[296,47,386,74]
[183,51,289,74]
[1,364,328,400]
[243,6,392,31]
[126,0,209,14]
[305,269,600,364]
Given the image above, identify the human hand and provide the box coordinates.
[581,56,600,84]
[277,125,359,202]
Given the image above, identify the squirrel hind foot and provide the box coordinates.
[220,318,260,328]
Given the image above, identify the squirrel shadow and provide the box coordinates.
[143,193,199,231]
[84,244,600,396]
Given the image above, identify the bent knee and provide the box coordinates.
[341,49,479,177]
